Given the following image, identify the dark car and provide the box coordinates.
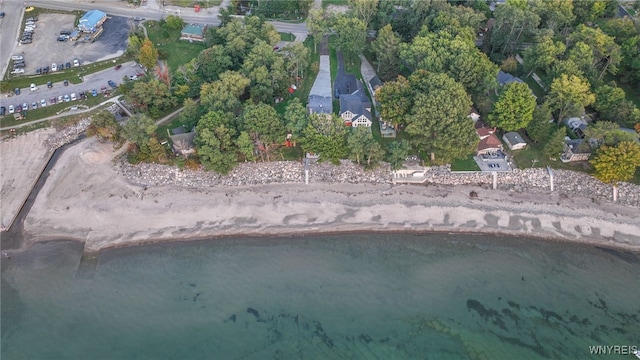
[47,81,52,88]
[15,105,22,113]
[14,88,20,95]
[0,106,6,116]
[65,62,71,69]
[43,66,49,74]
[0,12,5,18]
[36,68,42,74]
[63,80,69,86]
[108,80,117,88]
[60,29,71,35]
[114,64,122,70]
[57,36,67,42]
[59,63,64,70]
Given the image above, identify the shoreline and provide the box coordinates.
[8,137,640,254]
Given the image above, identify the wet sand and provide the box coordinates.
[17,137,640,252]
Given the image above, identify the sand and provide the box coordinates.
[18,137,640,252]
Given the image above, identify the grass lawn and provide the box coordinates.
[451,154,481,171]
[511,140,593,173]
[164,0,222,7]
[523,76,546,102]
[279,32,295,42]
[145,21,206,73]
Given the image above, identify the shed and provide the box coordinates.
[77,10,107,33]
[503,132,527,150]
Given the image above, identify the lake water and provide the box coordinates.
[2,233,639,359]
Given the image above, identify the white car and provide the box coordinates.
[70,93,77,101]
[40,99,47,107]
[8,105,15,114]
[51,63,57,72]
[64,94,70,102]
[57,95,64,103]
[30,83,37,91]
[73,59,79,67]
[11,68,25,74]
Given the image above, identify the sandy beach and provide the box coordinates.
[16,137,640,252]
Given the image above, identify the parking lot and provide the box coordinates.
[11,13,131,76]
[1,61,142,117]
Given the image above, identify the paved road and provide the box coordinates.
[0,61,140,113]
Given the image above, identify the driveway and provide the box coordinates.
[0,61,141,112]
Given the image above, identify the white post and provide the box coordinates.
[492,171,497,190]
[305,158,309,185]
[547,166,554,191]
[613,185,618,202]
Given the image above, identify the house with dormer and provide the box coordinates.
[339,89,372,127]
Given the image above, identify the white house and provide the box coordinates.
[339,89,372,128]
[503,132,527,150]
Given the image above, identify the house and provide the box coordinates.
[497,71,525,86]
[564,115,590,138]
[170,131,196,156]
[339,88,372,127]
[561,139,591,162]
[77,10,107,33]
[180,24,207,42]
[307,94,332,116]
[474,120,503,155]
[503,132,527,150]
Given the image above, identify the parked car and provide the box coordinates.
[59,63,64,71]
[0,12,5,19]
[43,66,49,74]
[41,99,47,107]
[22,102,28,110]
[36,68,42,75]
[70,93,77,101]
[57,95,63,102]
[57,36,67,42]
[65,62,71,69]
[19,39,32,44]
[64,94,70,102]
[63,79,69,86]
[14,88,20,95]
[0,106,5,116]
[60,29,71,35]
[31,101,37,109]
[9,105,15,114]
[30,83,37,91]
[11,55,24,61]
[11,68,25,74]
[15,105,22,113]
[47,81,52,88]
[100,85,107,93]
[108,80,117,88]
[51,63,57,72]
[50,97,57,104]
[114,64,122,70]
[73,59,79,67]
[91,89,98,97]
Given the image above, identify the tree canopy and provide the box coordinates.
[489,82,537,131]
[591,141,640,184]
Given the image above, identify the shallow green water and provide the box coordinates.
[2,234,639,359]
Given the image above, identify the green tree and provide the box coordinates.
[490,3,540,55]
[543,127,567,160]
[593,84,640,125]
[127,33,143,57]
[584,121,639,148]
[242,103,285,161]
[523,35,565,76]
[165,15,185,30]
[488,82,537,131]
[282,41,310,86]
[347,126,370,165]
[88,111,121,142]
[122,114,157,145]
[371,24,402,81]
[146,137,167,164]
[386,139,410,170]
[196,45,232,83]
[138,38,159,70]
[347,0,379,29]
[236,131,255,162]
[404,72,476,164]
[300,114,349,164]
[568,25,621,80]
[241,40,288,103]
[547,74,595,125]
[500,56,519,73]
[195,112,238,173]
[375,75,412,131]
[333,15,367,64]
[526,103,554,143]
[306,8,331,53]
[177,98,204,130]
[283,98,308,142]
[529,0,575,33]
[200,71,251,114]
[591,141,640,200]
[126,79,176,117]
